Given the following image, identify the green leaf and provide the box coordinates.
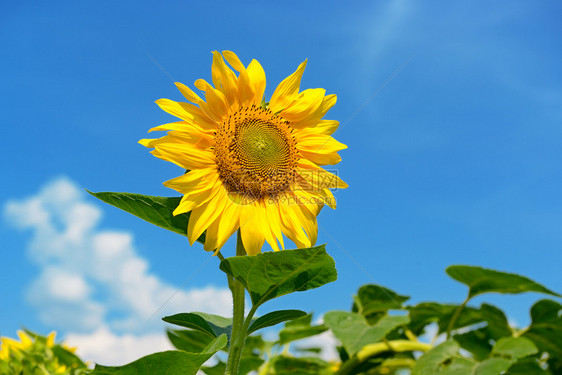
[408,302,484,335]
[238,356,265,374]
[492,337,538,360]
[200,356,264,375]
[163,312,233,341]
[446,265,560,298]
[412,340,460,375]
[278,325,328,345]
[324,311,409,356]
[88,192,205,243]
[248,309,307,335]
[272,356,331,375]
[523,299,562,356]
[242,335,269,356]
[92,334,227,375]
[480,303,512,339]
[353,284,410,316]
[219,245,337,308]
[277,314,328,345]
[472,358,512,375]
[437,357,476,375]
[163,313,217,337]
[453,328,493,361]
[166,329,214,353]
[52,345,88,368]
[506,358,551,374]
[285,313,313,328]
[200,361,225,375]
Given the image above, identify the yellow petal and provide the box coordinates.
[216,198,242,251]
[279,88,326,123]
[149,140,215,170]
[240,204,266,255]
[147,121,210,135]
[165,167,217,194]
[175,82,203,103]
[236,68,256,107]
[278,200,311,248]
[187,185,227,245]
[222,50,246,72]
[269,60,307,113]
[265,199,285,250]
[17,331,33,349]
[300,150,342,166]
[292,202,318,245]
[295,119,340,136]
[155,99,196,122]
[292,94,337,129]
[196,79,230,122]
[296,159,348,190]
[212,51,239,107]
[203,218,220,252]
[46,331,56,348]
[297,133,347,154]
[247,59,266,105]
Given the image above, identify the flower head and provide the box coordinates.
[140,51,347,255]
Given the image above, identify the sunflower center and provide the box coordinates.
[214,105,298,200]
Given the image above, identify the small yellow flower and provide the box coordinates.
[55,364,68,373]
[17,331,33,349]
[46,331,56,348]
[0,341,9,361]
[141,51,347,255]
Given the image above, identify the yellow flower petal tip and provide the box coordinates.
[46,331,56,348]
[141,51,347,255]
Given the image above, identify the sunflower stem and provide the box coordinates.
[446,295,470,339]
[225,231,247,375]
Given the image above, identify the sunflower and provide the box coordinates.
[140,51,347,255]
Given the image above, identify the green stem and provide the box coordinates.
[335,340,432,375]
[446,295,470,339]
[225,231,247,375]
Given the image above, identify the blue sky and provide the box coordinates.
[1,0,561,364]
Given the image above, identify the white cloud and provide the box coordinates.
[65,326,174,366]
[3,176,231,365]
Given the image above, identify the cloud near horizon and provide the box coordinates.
[3,176,231,365]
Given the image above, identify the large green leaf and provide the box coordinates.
[92,334,227,375]
[242,335,269,356]
[506,358,552,374]
[166,329,214,353]
[219,245,337,307]
[412,340,460,375]
[163,313,217,337]
[472,358,512,375]
[437,357,476,375]
[523,299,562,356]
[353,284,410,316]
[453,328,493,361]
[201,357,263,375]
[272,356,332,375]
[248,309,307,335]
[408,302,484,335]
[163,312,233,342]
[446,266,560,298]
[277,314,328,345]
[479,303,512,339]
[88,192,205,243]
[324,311,409,356]
[491,337,538,360]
